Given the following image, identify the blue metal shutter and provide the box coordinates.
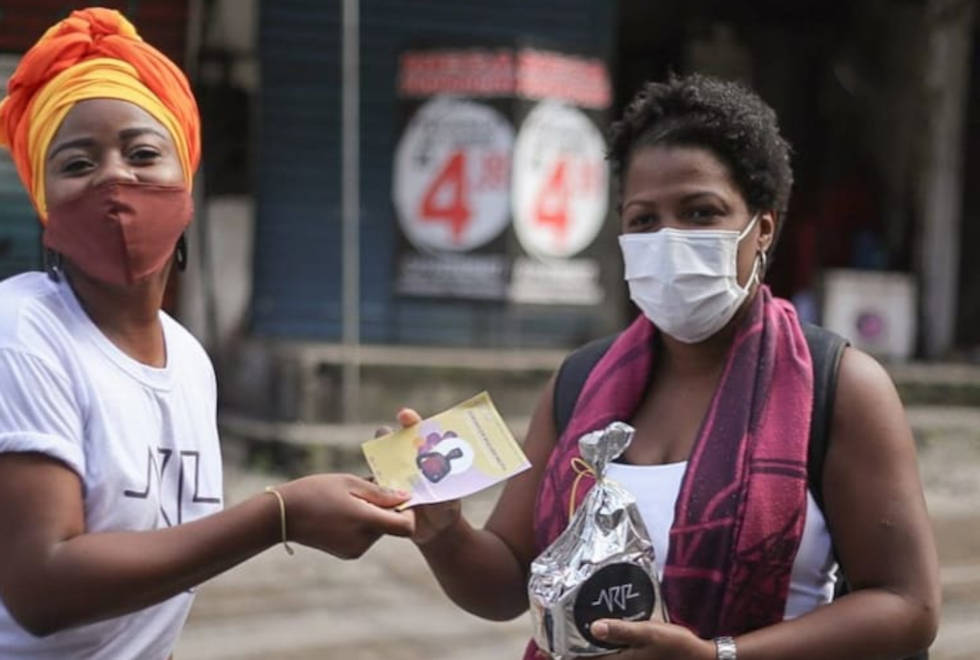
[0,54,39,280]
[253,0,344,338]
[0,151,39,281]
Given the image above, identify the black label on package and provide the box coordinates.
[572,562,656,649]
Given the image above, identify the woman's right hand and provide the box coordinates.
[276,474,414,559]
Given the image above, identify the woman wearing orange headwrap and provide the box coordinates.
[0,9,413,658]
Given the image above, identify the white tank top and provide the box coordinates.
[605,461,838,619]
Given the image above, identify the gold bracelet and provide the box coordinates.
[264,487,295,556]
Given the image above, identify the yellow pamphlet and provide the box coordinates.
[362,392,531,508]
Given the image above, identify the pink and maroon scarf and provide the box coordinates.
[524,287,813,657]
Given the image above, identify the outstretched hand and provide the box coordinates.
[276,473,415,559]
[374,408,463,546]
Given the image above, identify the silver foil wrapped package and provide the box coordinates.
[528,421,668,659]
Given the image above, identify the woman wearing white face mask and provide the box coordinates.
[391,73,939,660]
[618,210,765,343]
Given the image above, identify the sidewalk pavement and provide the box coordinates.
[175,472,530,660]
[177,404,980,659]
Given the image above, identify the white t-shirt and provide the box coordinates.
[606,460,837,620]
[0,272,223,659]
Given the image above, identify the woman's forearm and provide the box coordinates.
[734,587,938,660]
[9,492,279,636]
[418,516,529,621]
[0,459,413,638]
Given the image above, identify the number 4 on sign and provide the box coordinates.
[535,159,569,242]
[420,151,471,243]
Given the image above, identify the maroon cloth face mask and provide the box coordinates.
[43,181,193,286]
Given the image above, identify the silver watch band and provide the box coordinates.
[714,636,737,660]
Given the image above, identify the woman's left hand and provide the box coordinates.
[374,407,462,545]
[589,619,716,660]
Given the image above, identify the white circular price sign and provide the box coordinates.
[393,96,514,252]
[511,101,609,259]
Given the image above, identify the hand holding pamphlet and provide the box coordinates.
[361,392,531,509]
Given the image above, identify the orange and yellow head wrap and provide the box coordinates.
[0,7,200,221]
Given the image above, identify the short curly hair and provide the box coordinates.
[609,73,794,226]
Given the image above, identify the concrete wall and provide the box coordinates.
[178,0,259,351]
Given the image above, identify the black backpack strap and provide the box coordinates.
[801,324,928,659]
[557,325,847,502]
[802,322,848,513]
[552,334,617,437]
[555,324,849,489]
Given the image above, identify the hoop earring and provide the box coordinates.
[176,234,187,272]
[757,249,768,281]
[44,248,62,282]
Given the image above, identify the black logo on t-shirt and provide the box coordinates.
[123,447,221,526]
[573,562,656,649]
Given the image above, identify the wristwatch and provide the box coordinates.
[714,636,737,660]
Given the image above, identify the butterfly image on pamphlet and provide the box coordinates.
[361,392,531,509]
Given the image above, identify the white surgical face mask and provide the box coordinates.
[619,214,762,343]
